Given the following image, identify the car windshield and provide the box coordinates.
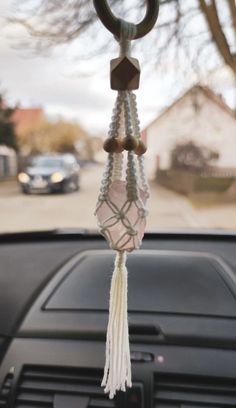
[0,1,235,233]
[32,158,63,169]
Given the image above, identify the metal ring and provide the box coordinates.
[93,0,159,40]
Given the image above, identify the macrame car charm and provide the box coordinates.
[93,0,159,399]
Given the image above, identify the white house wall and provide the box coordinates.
[145,91,236,178]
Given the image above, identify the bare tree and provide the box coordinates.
[171,141,219,173]
[198,0,236,75]
[9,0,236,77]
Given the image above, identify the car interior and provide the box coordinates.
[1,0,236,407]
[0,229,236,407]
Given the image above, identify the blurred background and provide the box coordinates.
[0,0,236,232]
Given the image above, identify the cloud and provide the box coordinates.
[0,22,114,132]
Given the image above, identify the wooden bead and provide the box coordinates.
[103,137,124,153]
[103,138,118,153]
[115,138,124,153]
[110,56,140,90]
[134,140,147,155]
[122,136,138,151]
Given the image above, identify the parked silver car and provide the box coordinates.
[18,154,80,194]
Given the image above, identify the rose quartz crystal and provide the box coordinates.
[96,180,147,252]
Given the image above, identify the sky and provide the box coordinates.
[0,0,235,136]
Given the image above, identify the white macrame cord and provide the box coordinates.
[101,252,131,398]
[95,20,149,399]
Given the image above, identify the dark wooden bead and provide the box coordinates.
[115,138,124,153]
[103,137,124,153]
[103,138,118,153]
[110,56,140,90]
[122,136,138,151]
[134,140,147,155]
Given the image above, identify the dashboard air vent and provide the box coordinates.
[154,373,236,407]
[14,365,115,408]
[0,367,15,407]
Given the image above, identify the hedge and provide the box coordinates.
[157,169,234,195]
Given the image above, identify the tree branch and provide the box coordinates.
[198,0,236,74]
[7,0,236,80]
[227,0,236,35]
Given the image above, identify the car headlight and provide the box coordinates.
[50,172,64,183]
[18,173,30,183]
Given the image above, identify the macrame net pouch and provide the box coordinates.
[96,176,147,252]
[95,21,149,399]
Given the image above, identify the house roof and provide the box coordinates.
[12,108,44,135]
[144,85,236,132]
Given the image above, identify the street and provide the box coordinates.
[0,165,236,233]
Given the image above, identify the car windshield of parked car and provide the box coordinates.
[31,158,63,169]
[0,1,235,233]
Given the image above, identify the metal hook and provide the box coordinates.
[93,0,159,40]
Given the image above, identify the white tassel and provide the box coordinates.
[102,251,132,399]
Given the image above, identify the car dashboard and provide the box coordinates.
[0,230,236,407]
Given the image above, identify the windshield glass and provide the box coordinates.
[31,158,63,169]
[0,1,235,233]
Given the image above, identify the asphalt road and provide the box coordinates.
[0,165,235,233]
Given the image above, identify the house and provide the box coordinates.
[0,145,17,179]
[143,85,236,178]
[0,107,44,178]
[0,104,37,179]
[12,107,44,158]
[12,107,44,136]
